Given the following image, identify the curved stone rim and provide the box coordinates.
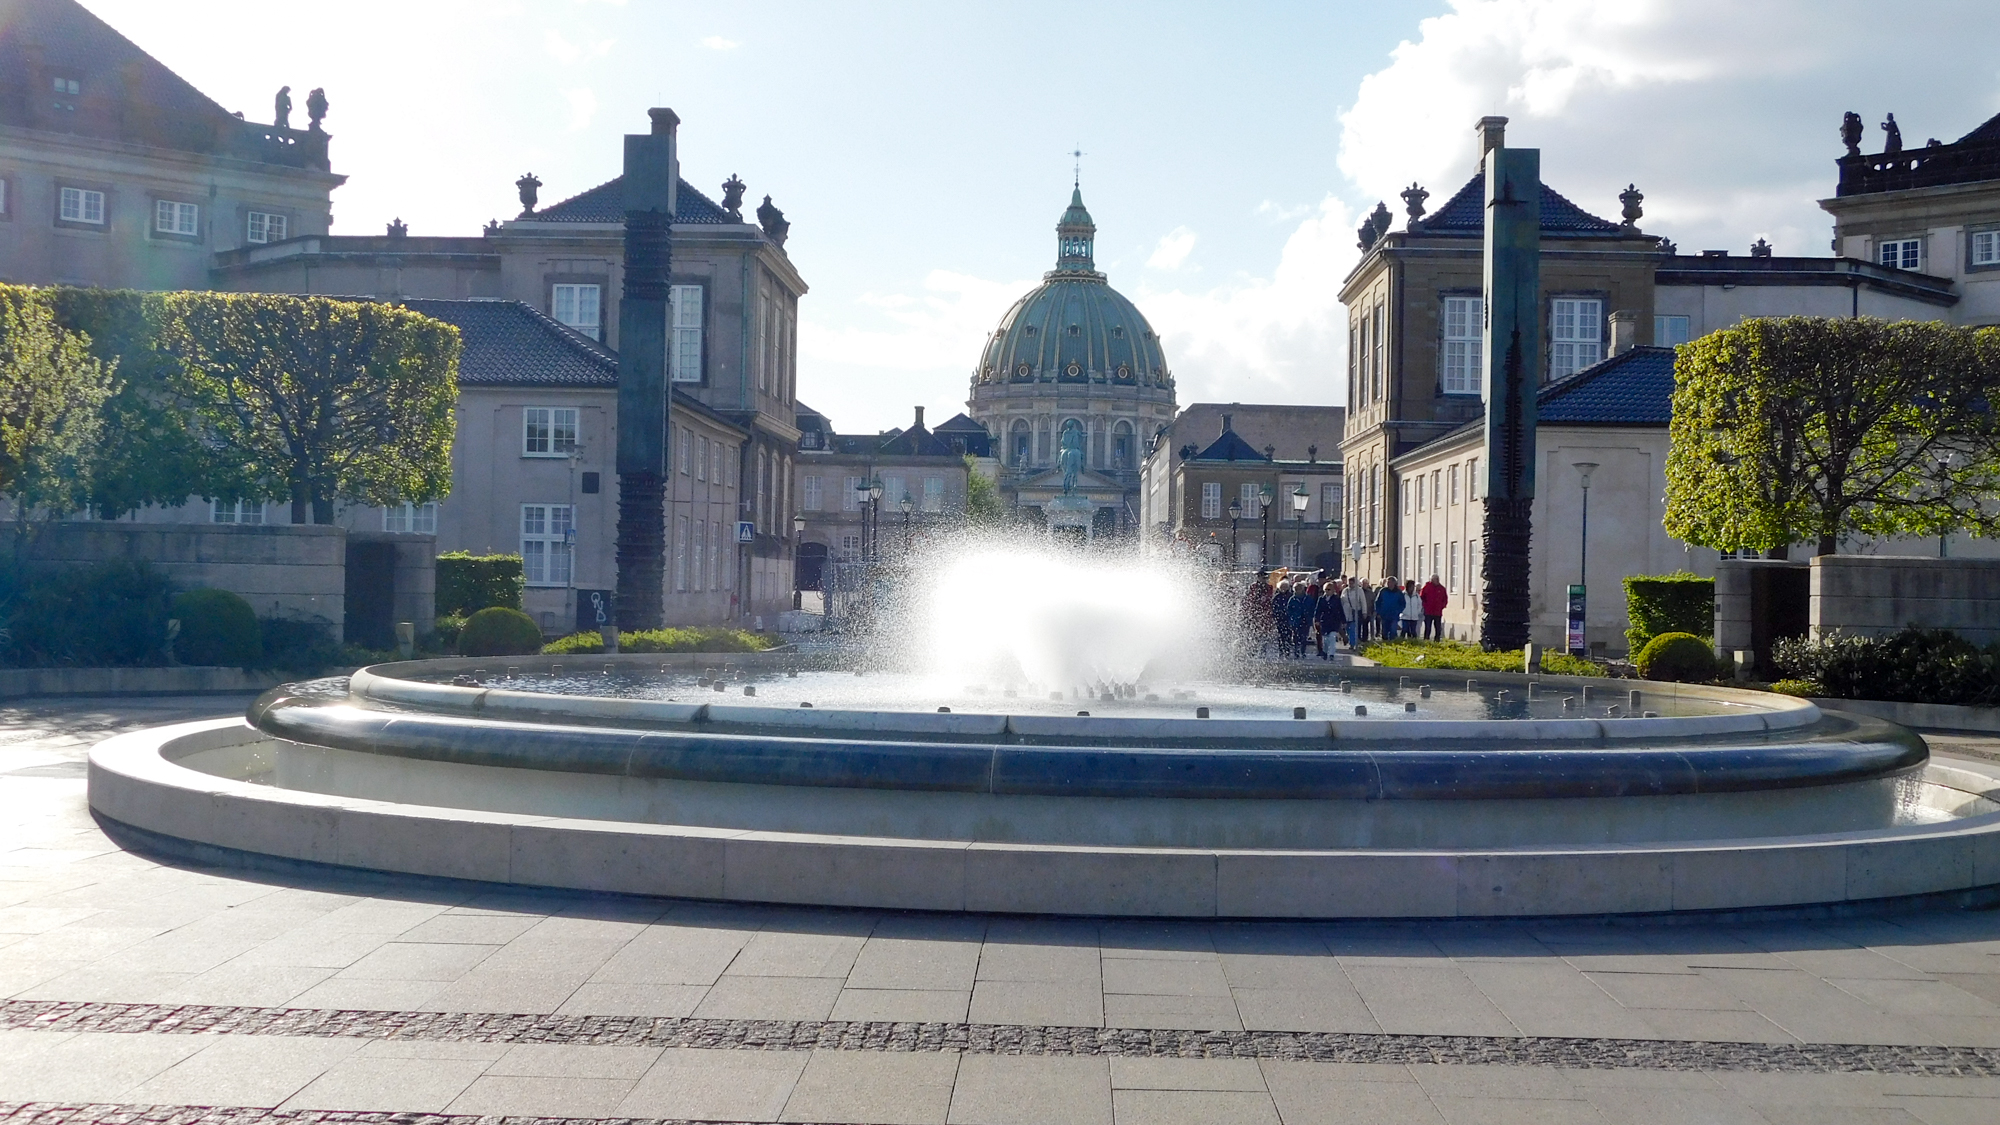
[87,719,2000,919]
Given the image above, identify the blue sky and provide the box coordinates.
[85,0,2000,433]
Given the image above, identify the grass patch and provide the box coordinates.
[1360,638,1602,677]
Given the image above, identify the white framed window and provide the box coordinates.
[695,436,708,482]
[669,284,704,383]
[1655,315,1691,346]
[1430,543,1441,581]
[1320,482,1338,525]
[246,210,286,244]
[210,499,263,525]
[1417,544,1427,579]
[59,187,105,225]
[693,517,706,591]
[1879,238,1922,271]
[672,514,688,591]
[1371,466,1382,544]
[843,475,861,512]
[839,534,860,561]
[883,475,906,508]
[383,502,437,534]
[1441,296,1482,394]
[1449,464,1460,505]
[1449,541,1461,593]
[922,476,944,513]
[1201,482,1222,520]
[551,284,601,341]
[154,199,198,236]
[1240,482,1261,517]
[523,407,579,456]
[1404,545,1413,579]
[711,442,723,484]
[521,504,573,586]
[1430,470,1442,509]
[1550,298,1603,379]
[1281,542,1300,567]
[803,475,824,512]
[1971,230,2000,268]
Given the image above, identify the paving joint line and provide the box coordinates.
[0,1105,860,1125]
[2,999,1996,1076]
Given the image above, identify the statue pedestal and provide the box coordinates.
[1046,496,1096,544]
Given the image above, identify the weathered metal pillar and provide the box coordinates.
[1478,124,1541,651]
[615,108,678,630]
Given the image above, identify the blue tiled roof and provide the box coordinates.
[531,177,733,224]
[396,299,616,388]
[1413,173,1625,236]
[1537,345,1676,424]
[1194,428,1270,462]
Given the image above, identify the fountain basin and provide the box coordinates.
[86,656,2000,918]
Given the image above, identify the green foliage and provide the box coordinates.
[1769,678,1824,698]
[154,293,460,524]
[1635,632,1720,683]
[432,613,467,651]
[1665,317,2000,557]
[1771,628,2000,706]
[542,627,779,656]
[258,618,342,675]
[0,284,116,515]
[457,606,543,656]
[0,558,174,667]
[435,553,524,615]
[1622,572,1715,653]
[169,589,262,667]
[963,457,1005,524]
[1360,639,1599,677]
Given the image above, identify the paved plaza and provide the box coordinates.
[1,696,1998,1124]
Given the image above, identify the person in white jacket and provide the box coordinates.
[1400,579,1423,640]
[1340,577,1369,649]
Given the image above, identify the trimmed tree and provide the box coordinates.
[0,285,115,517]
[155,293,460,524]
[1665,316,2000,556]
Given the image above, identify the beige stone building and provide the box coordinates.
[792,405,988,581]
[1139,405,1344,569]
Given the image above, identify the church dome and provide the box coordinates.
[975,189,1172,389]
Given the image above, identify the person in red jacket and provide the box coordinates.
[1419,574,1449,640]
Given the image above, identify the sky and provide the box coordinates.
[81,0,2000,434]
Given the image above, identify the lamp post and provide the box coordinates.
[1228,497,1243,566]
[1258,483,1274,567]
[851,478,871,561]
[900,494,914,553]
[1290,483,1309,567]
[792,514,807,610]
[1570,461,1597,657]
[868,478,884,560]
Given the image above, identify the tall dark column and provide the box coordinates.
[615,108,679,630]
[1477,124,1541,651]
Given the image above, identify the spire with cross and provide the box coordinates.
[1071,146,1085,188]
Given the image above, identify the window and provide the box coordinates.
[669,284,704,382]
[1449,541,1461,592]
[712,442,723,484]
[839,534,861,561]
[1431,470,1442,509]
[1550,298,1602,378]
[1441,296,1482,394]
[1971,230,2000,268]
[0,176,8,216]
[803,475,823,511]
[922,476,944,513]
[1404,545,1413,579]
[59,187,105,225]
[843,475,861,512]
[708,520,721,589]
[521,504,573,586]
[154,199,198,236]
[1466,458,1478,501]
[383,502,437,533]
[1879,238,1922,271]
[883,475,906,507]
[1410,477,1421,513]
[693,517,706,591]
[210,499,263,525]
[1449,464,1460,505]
[551,284,601,340]
[672,514,688,591]
[1655,315,1692,346]
[523,407,579,456]
[695,436,707,481]
[1240,482,1262,516]
[1010,420,1032,466]
[1112,421,1133,468]
[52,77,80,96]
[246,211,286,244]
[1320,482,1339,525]
[1201,482,1222,520]
[1430,543,1441,582]
[1371,306,1385,401]
[1371,466,1382,544]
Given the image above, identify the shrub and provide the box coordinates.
[1771,628,2000,706]
[1359,638,1600,677]
[1635,632,1720,683]
[1769,678,1823,698]
[1622,572,1714,653]
[170,588,261,667]
[436,553,524,616]
[431,613,466,651]
[541,626,779,656]
[0,558,175,667]
[258,617,341,675]
[458,606,543,656]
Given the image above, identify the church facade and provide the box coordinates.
[967,189,1177,537]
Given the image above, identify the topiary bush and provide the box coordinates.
[457,606,543,656]
[436,553,524,616]
[170,588,261,667]
[1635,631,1719,683]
[1622,572,1714,653]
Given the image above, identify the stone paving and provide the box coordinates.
[4,695,2000,1123]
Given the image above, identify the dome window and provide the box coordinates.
[1112,326,1125,339]
[1118,364,1131,379]
[1015,363,1031,378]
[1066,361,1082,377]
[1067,324,1081,337]
[1024,325,1038,336]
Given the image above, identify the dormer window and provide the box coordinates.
[1067,324,1081,337]
[1112,326,1125,339]
[1023,325,1037,336]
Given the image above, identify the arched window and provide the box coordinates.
[1112,420,1134,469]
[1009,418,1032,467]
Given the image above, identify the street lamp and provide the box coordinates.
[792,514,807,610]
[1290,483,1309,566]
[1570,461,1598,657]
[868,478,885,561]
[1258,483,1274,567]
[1228,497,1243,566]
[899,493,914,552]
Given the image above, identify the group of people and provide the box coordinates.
[1248,571,1451,659]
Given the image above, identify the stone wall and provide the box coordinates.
[24,522,346,639]
[1812,555,2000,644]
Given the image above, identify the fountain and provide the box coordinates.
[88,539,2000,918]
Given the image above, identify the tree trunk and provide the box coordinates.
[312,491,334,525]
[290,486,309,525]
[1817,533,1838,556]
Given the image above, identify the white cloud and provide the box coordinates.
[1146,226,1199,271]
[802,270,1035,374]
[563,88,597,131]
[701,36,740,51]
[544,31,614,65]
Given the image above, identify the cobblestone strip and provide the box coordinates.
[0,1105,855,1125]
[2,999,1996,1076]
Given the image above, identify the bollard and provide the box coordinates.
[1355,705,1368,716]
[1523,642,1542,674]
[1196,706,1211,718]
[604,625,620,654]
[1404,701,1416,712]
[1419,685,1432,698]
[394,622,415,660]
[1293,707,1307,719]
[743,685,756,697]
[937,706,951,713]
[1628,689,1643,709]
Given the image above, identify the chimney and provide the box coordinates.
[1220,413,1233,436]
[1608,310,1639,356]
[913,405,925,430]
[1475,116,1508,158]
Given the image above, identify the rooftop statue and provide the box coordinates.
[516,173,542,217]
[721,175,746,221]
[306,87,328,132]
[1058,419,1086,495]
[1400,183,1428,228]
[757,195,790,248]
[273,86,292,130]
[1882,113,1903,156]
[1841,111,1864,156]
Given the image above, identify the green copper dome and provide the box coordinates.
[976,190,1172,388]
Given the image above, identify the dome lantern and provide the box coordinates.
[1054,187,1097,273]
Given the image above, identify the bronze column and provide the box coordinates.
[615,108,678,629]
[1478,130,1541,651]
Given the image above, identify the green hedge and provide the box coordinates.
[458,607,543,656]
[542,627,779,656]
[1623,572,1714,653]
[170,589,262,667]
[0,558,175,667]
[1772,628,1999,706]
[1635,632,1719,683]
[436,553,524,616]
[1358,639,1600,677]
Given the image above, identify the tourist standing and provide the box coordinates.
[1316,581,1346,659]
[1285,582,1316,659]
[1341,577,1368,649]
[1268,580,1292,655]
[1420,574,1448,640]
[1401,579,1423,641]
[1374,578,1406,641]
